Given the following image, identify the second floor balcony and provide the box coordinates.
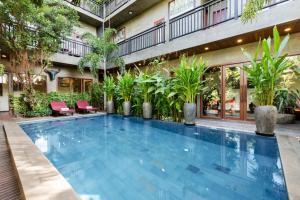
[116,0,293,60]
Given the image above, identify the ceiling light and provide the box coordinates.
[204,47,209,51]
[237,39,243,43]
[284,27,291,32]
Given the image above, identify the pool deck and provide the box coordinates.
[0,126,22,200]
[0,113,299,200]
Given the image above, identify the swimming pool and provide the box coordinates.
[21,115,288,200]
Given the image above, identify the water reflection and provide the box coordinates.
[21,116,288,200]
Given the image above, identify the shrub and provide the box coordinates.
[90,83,104,110]
[12,92,91,117]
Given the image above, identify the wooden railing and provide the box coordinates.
[117,23,165,56]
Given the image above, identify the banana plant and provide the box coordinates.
[242,26,292,106]
[135,70,156,103]
[103,76,115,101]
[172,55,206,103]
[117,71,135,102]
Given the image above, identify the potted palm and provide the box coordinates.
[136,71,156,119]
[117,71,135,116]
[103,76,115,114]
[242,26,292,136]
[174,56,206,125]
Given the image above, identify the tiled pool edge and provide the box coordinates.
[3,121,81,200]
[276,134,300,200]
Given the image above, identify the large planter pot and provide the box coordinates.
[184,103,196,125]
[123,101,131,116]
[255,106,277,136]
[143,102,152,119]
[277,113,295,124]
[106,101,114,114]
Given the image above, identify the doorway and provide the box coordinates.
[200,64,249,120]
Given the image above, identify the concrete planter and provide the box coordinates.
[184,103,196,125]
[123,101,131,116]
[277,113,295,124]
[255,106,277,136]
[106,101,114,114]
[143,102,152,119]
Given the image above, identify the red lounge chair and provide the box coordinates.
[76,100,98,113]
[50,101,75,116]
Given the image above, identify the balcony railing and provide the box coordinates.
[105,0,130,17]
[118,23,166,57]
[59,38,91,57]
[170,0,288,40]
[65,0,104,18]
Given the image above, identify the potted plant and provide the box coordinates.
[103,76,115,114]
[242,26,292,136]
[275,89,299,124]
[117,71,135,116]
[173,55,206,125]
[136,71,156,119]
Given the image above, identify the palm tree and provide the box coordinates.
[78,28,124,78]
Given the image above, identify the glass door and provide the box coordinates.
[224,66,242,119]
[202,67,222,118]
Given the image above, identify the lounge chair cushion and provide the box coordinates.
[61,107,70,111]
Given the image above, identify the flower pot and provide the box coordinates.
[106,101,114,114]
[255,106,277,136]
[123,101,131,116]
[184,103,196,125]
[276,113,295,124]
[143,102,152,119]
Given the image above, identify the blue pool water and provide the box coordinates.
[21,115,288,200]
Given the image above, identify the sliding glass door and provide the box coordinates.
[200,64,249,120]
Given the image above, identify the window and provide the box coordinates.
[169,0,195,19]
[13,74,46,93]
[58,77,93,93]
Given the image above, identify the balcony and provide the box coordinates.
[116,0,297,66]
[169,0,289,40]
[118,23,166,56]
[59,38,91,57]
[105,0,130,17]
[52,38,91,65]
[64,0,103,25]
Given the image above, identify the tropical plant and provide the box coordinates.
[90,82,104,109]
[172,55,206,103]
[103,76,115,101]
[241,0,271,23]
[152,72,183,121]
[135,70,156,103]
[117,71,135,102]
[0,0,79,110]
[0,64,5,76]
[274,89,300,114]
[242,26,292,106]
[78,28,124,78]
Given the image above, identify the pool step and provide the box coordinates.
[0,126,23,200]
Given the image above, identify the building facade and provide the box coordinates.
[108,0,300,121]
[0,0,300,121]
